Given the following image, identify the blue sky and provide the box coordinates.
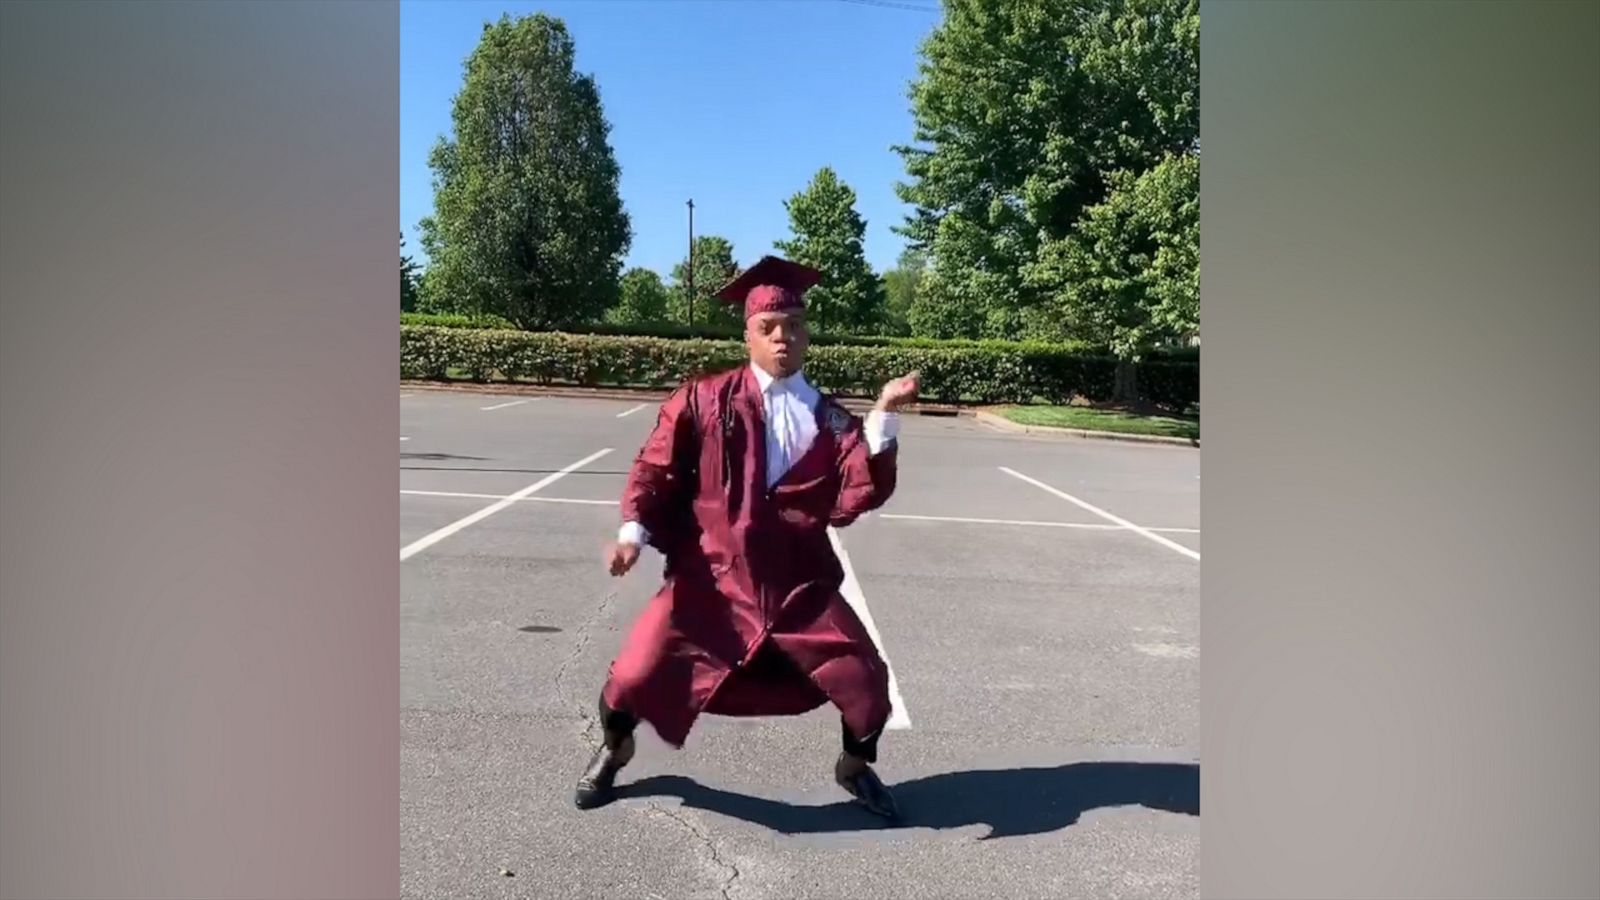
[401,0,943,278]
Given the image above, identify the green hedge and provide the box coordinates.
[572,321,1103,353]
[401,325,1198,410]
[1144,345,1200,364]
[402,315,1107,354]
[1137,361,1200,410]
[401,311,519,330]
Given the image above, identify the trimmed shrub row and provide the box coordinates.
[1136,361,1201,411]
[568,320,1107,353]
[401,325,1198,411]
[401,311,519,330]
[400,314,1127,356]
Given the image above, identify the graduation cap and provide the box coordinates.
[715,255,822,318]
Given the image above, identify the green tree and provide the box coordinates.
[605,267,671,326]
[417,13,631,329]
[773,167,885,335]
[880,246,927,337]
[1026,152,1199,399]
[668,235,741,332]
[893,0,1199,339]
[400,232,421,313]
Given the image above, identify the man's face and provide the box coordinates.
[746,308,809,377]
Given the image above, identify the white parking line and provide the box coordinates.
[400,489,617,506]
[400,448,613,561]
[998,466,1200,561]
[616,403,649,418]
[396,491,1201,538]
[828,527,911,730]
[480,398,535,411]
[1133,642,1199,659]
[400,437,410,441]
[402,489,507,501]
[396,485,910,726]
[878,512,1198,534]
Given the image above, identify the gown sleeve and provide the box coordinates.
[830,408,900,527]
[619,381,701,549]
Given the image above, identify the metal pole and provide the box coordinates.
[686,199,695,330]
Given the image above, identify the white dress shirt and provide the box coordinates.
[618,364,899,545]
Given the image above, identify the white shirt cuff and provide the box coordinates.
[617,521,648,545]
[864,409,900,455]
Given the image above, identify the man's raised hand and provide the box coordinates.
[876,371,921,413]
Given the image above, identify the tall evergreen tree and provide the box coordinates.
[774,167,884,335]
[418,13,632,329]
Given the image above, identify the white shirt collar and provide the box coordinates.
[750,362,813,399]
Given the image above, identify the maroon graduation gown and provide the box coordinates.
[601,365,899,748]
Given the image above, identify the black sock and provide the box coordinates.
[841,717,881,763]
[598,700,637,747]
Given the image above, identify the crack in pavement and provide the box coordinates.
[647,802,741,900]
[552,587,620,744]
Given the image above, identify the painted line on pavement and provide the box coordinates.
[998,466,1200,561]
[828,527,912,731]
[397,491,1199,537]
[480,398,535,411]
[878,512,1197,535]
[400,448,613,561]
[401,490,616,506]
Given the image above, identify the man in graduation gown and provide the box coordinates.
[574,255,919,819]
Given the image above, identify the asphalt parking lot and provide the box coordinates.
[400,386,1200,900]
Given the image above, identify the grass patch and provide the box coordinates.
[996,405,1199,440]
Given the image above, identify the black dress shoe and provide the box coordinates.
[574,736,634,810]
[834,755,899,820]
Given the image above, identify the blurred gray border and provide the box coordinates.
[1,0,1596,898]
[1201,1,1598,897]
[2,2,399,898]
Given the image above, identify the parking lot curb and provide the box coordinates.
[973,410,1200,447]
[402,380,670,403]
[399,382,1194,445]
[399,380,971,417]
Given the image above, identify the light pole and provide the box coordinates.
[686,199,695,330]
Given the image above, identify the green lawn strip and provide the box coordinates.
[996,405,1199,440]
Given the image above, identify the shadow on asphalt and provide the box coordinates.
[619,761,1198,839]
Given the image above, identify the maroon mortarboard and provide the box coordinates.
[715,255,822,318]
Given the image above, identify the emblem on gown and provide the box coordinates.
[825,404,852,436]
